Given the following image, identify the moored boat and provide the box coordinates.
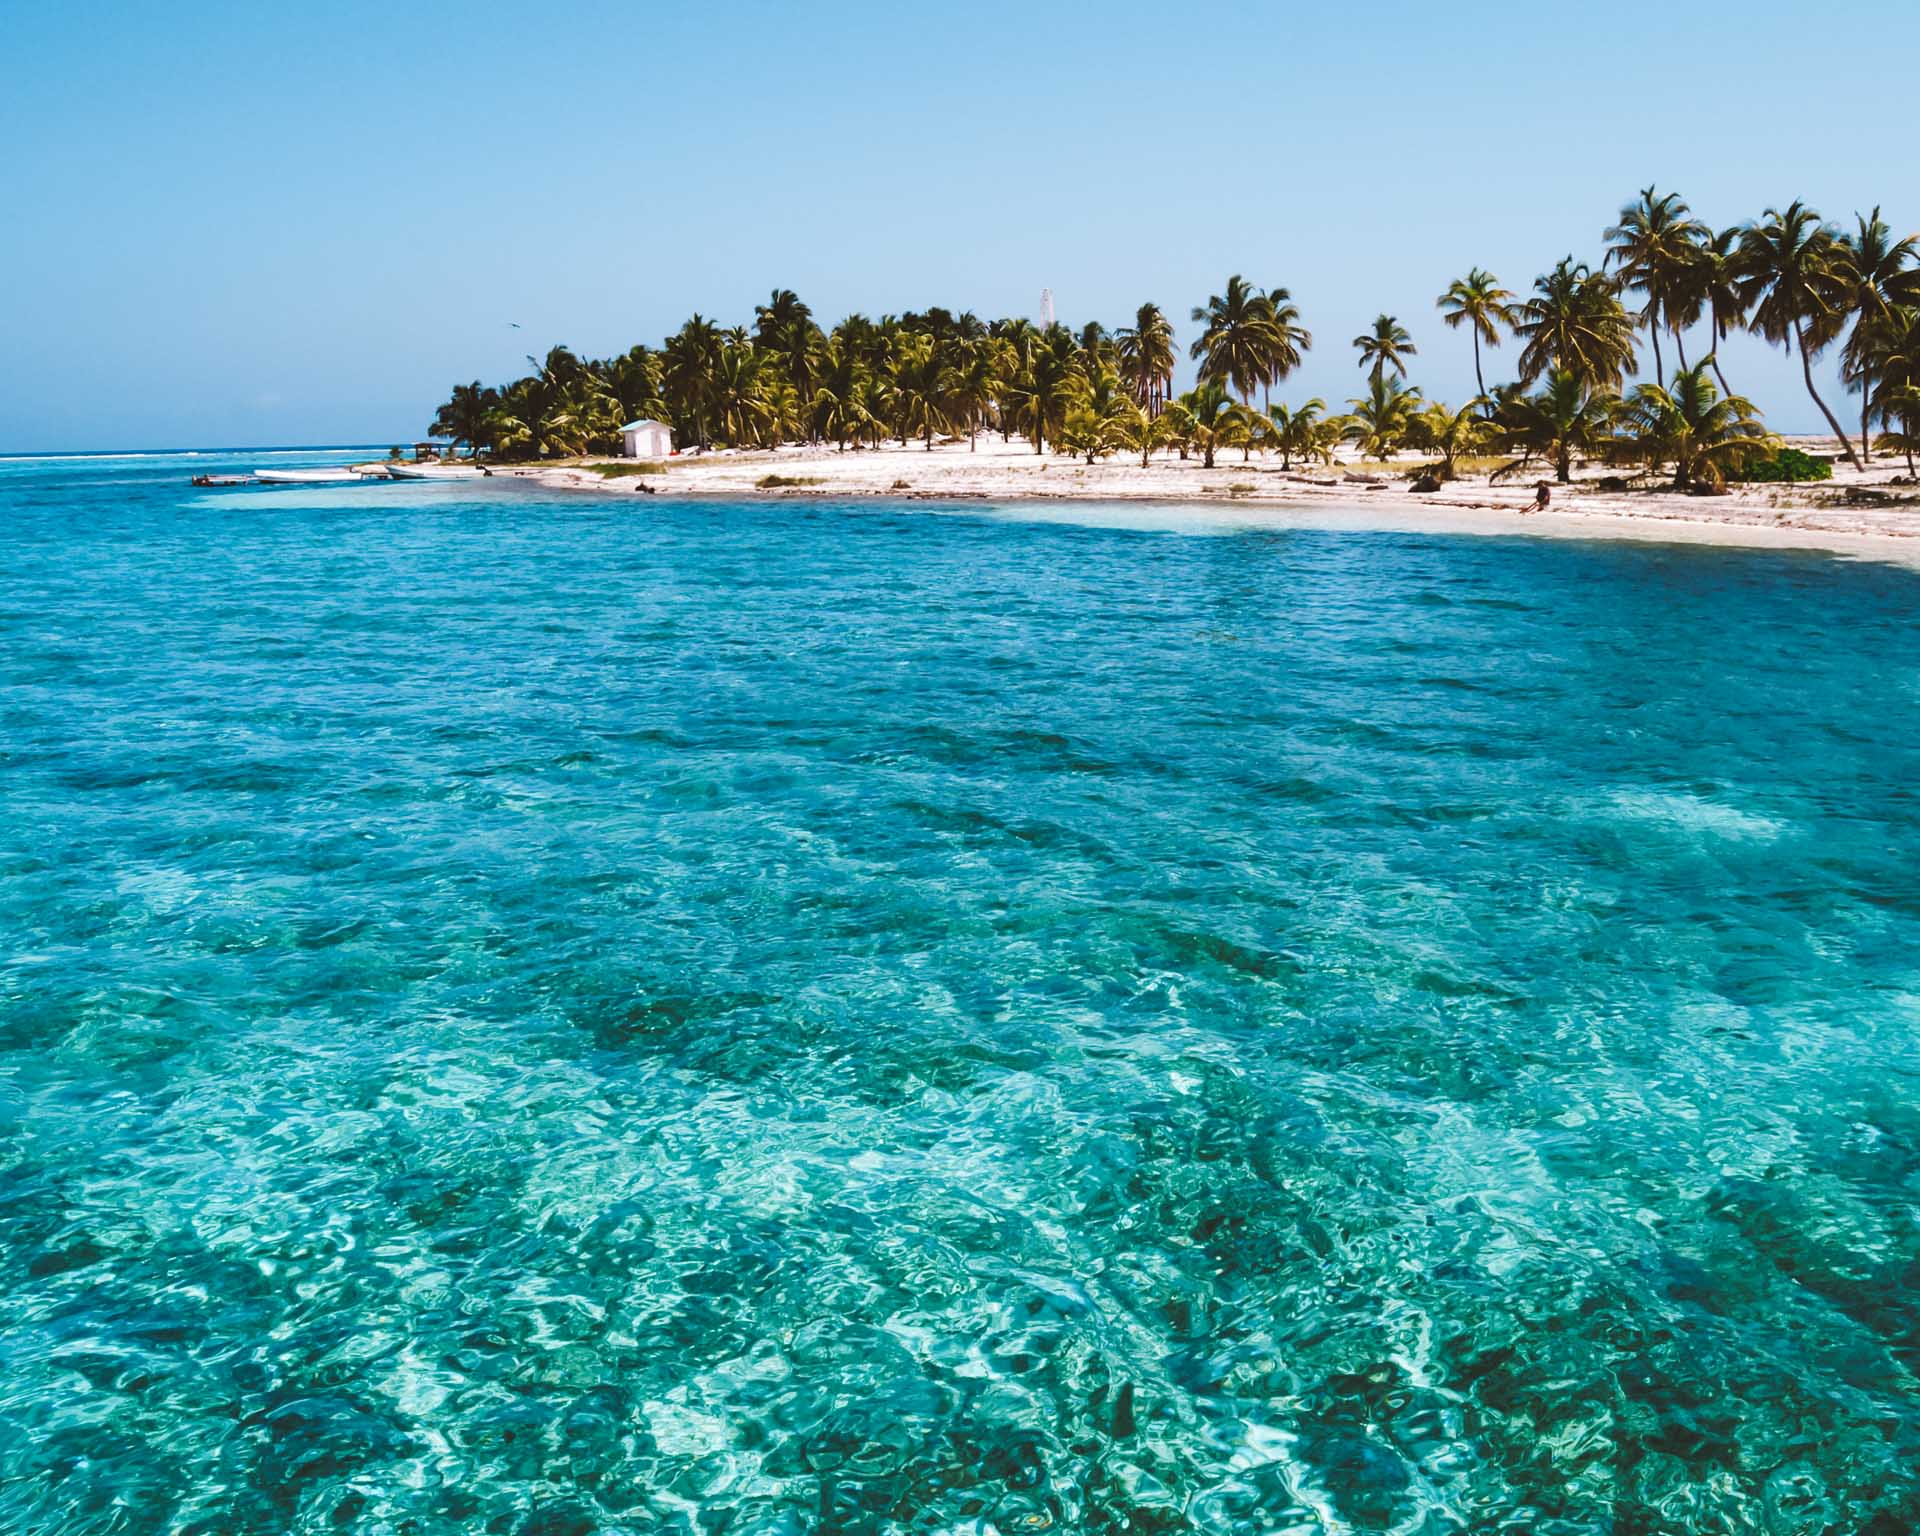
[254,467,387,485]
[383,462,489,480]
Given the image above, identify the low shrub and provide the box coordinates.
[1730,448,1833,483]
[756,474,823,488]
[588,462,664,478]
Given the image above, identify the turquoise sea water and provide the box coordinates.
[3,451,1919,1535]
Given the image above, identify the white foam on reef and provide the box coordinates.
[1602,789,1787,842]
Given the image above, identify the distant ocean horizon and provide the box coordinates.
[0,443,413,462]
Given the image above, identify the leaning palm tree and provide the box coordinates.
[1436,269,1517,399]
[1604,186,1709,385]
[1191,275,1281,405]
[1115,303,1177,414]
[1837,208,1920,460]
[1353,314,1416,385]
[1514,259,1638,392]
[1624,365,1773,489]
[1738,201,1863,470]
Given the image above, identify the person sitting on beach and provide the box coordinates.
[1525,481,1551,514]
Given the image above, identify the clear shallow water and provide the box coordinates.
[3,453,1919,1536]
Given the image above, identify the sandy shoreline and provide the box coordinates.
[490,434,1920,567]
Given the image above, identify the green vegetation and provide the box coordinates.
[756,474,824,488]
[1729,447,1836,483]
[430,190,1917,492]
[587,462,664,478]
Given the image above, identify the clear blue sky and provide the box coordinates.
[4,0,1916,450]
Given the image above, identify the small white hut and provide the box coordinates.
[619,419,672,458]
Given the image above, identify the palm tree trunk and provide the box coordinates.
[1795,320,1865,470]
[1674,325,1689,374]
[1649,323,1664,388]
[1860,366,1873,461]
[1473,332,1485,399]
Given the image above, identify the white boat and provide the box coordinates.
[255,467,386,485]
[383,462,489,480]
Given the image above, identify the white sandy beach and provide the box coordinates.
[494,433,1920,566]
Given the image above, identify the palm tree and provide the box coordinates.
[711,340,769,446]
[1116,303,1177,414]
[1263,398,1327,470]
[1690,227,1753,398]
[1191,275,1281,405]
[1436,269,1517,399]
[1077,321,1117,373]
[1415,399,1495,481]
[1515,259,1638,391]
[1260,286,1313,411]
[1624,365,1772,488]
[1005,327,1084,454]
[940,338,1003,450]
[1353,314,1416,385]
[1114,404,1168,467]
[662,314,724,449]
[1869,307,1920,473]
[1738,201,1863,470]
[812,337,870,451]
[431,381,499,458]
[1604,186,1709,385]
[1346,375,1423,460]
[1494,369,1619,483]
[1172,379,1244,468]
[890,333,949,450]
[1837,208,1920,460]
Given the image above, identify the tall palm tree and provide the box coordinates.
[1689,227,1753,399]
[1837,208,1920,460]
[1604,186,1709,385]
[1624,365,1772,488]
[1353,314,1416,385]
[1738,201,1863,469]
[1116,303,1177,414]
[1436,269,1517,399]
[1515,259,1638,392]
[1191,275,1281,405]
[1259,286,1312,411]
